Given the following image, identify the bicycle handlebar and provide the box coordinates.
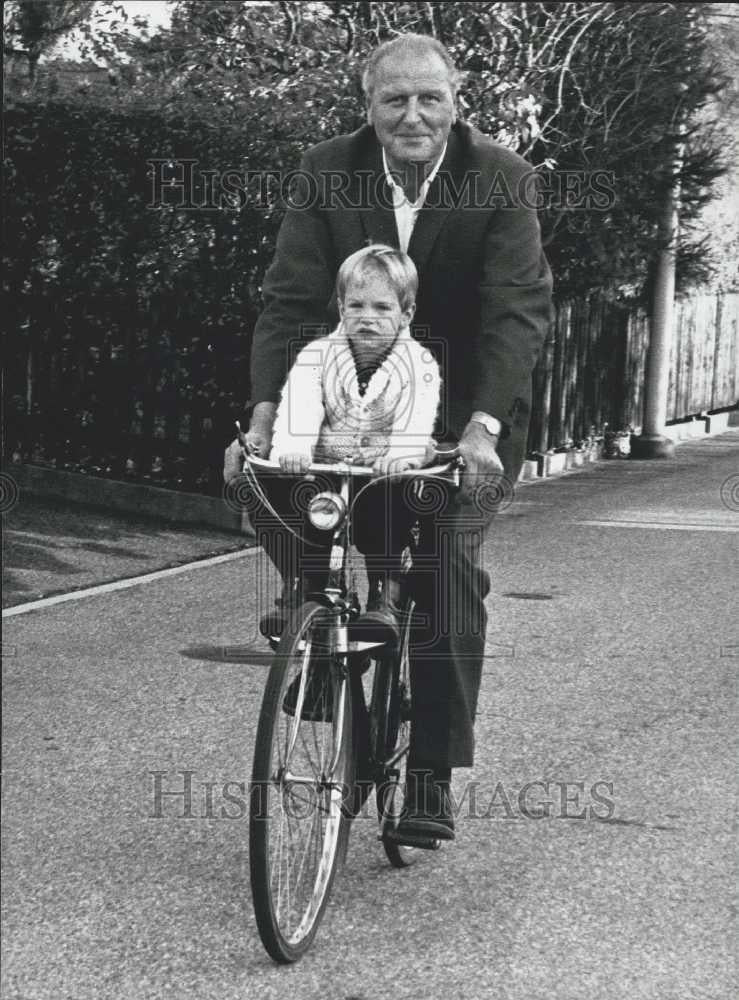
[234,420,461,479]
[243,451,461,478]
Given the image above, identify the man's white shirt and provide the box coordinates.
[381,144,447,253]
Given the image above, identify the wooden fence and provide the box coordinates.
[528,289,738,453]
[5,289,737,492]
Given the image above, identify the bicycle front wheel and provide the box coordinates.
[249,602,355,963]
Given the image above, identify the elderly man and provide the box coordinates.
[228,33,552,841]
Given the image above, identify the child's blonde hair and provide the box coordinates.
[336,244,418,312]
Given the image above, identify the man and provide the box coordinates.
[226,33,552,841]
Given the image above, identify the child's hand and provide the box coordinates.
[373,453,422,477]
[279,453,312,475]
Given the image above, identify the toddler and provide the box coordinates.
[268,243,442,641]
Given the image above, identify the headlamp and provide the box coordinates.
[307,492,347,531]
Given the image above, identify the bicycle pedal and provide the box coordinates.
[382,830,441,851]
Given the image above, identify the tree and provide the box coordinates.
[4,0,157,90]
[4,0,92,82]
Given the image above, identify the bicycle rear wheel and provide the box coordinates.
[371,600,434,866]
[249,601,354,963]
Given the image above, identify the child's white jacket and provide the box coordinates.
[269,324,441,465]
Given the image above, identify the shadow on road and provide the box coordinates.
[180,643,274,666]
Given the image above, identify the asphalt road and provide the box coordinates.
[2,433,737,1000]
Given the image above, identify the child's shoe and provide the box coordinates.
[258,575,324,640]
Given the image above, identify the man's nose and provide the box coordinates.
[401,97,422,124]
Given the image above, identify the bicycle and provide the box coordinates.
[242,447,462,963]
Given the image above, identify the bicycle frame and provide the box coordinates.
[247,449,462,961]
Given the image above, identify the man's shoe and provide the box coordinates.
[352,576,403,646]
[259,609,290,640]
[392,768,455,842]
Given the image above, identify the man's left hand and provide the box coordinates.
[458,421,505,505]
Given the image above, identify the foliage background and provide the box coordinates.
[3,1,736,490]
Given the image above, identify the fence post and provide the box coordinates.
[631,136,684,457]
[538,318,556,453]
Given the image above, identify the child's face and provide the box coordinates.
[339,269,414,358]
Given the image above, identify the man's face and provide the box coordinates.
[367,51,456,169]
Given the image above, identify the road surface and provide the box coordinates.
[2,433,737,999]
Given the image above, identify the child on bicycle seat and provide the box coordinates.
[267,243,442,642]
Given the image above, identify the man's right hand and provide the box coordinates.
[223,439,245,484]
[223,403,278,482]
[244,401,277,459]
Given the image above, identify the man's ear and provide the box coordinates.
[403,301,416,325]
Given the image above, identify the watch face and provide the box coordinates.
[475,417,500,436]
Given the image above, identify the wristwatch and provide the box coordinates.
[470,411,503,438]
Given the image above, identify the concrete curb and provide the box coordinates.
[519,410,736,483]
[519,441,604,483]
[663,409,734,441]
[6,463,254,536]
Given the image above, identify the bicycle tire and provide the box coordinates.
[249,601,355,963]
[371,640,420,868]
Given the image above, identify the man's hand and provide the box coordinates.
[223,438,245,484]
[279,453,312,475]
[244,401,276,459]
[458,420,505,504]
[373,452,423,477]
[224,402,277,483]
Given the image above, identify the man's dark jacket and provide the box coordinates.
[250,121,553,480]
